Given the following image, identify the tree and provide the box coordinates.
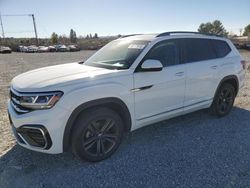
[70,29,77,43]
[198,20,228,36]
[51,32,58,44]
[243,24,250,36]
[94,33,98,38]
[59,34,69,44]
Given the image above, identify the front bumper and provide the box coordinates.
[8,101,70,154]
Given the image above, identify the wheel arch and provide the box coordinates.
[63,97,132,152]
[214,75,239,98]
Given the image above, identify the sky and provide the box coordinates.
[0,0,249,38]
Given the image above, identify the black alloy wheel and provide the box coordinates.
[83,118,119,157]
[210,83,236,117]
[217,87,234,114]
[72,107,124,162]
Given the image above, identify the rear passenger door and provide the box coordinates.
[182,38,220,107]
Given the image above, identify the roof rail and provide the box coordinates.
[156,31,223,38]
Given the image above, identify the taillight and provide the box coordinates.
[241,60,246,70]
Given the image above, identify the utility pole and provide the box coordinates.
[30,14,38,45]
[0,13,5,40]
[1,13,38,44]
[239,28,243,36]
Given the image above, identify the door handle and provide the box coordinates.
[131,85,153,92]
[175,72,184,76]
[210,65,218,69]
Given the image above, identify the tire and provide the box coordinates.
[210,83,236,117]
[71,107,124,162]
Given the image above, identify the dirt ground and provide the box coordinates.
[0,50,250,187]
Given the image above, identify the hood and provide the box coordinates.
[11,62,120,92]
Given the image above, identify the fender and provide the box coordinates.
[214,75,239,98]
[63,97,132,152]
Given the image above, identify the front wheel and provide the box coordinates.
[210,83,236,117]
[71,107,124,162]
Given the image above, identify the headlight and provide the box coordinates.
[19,91,63,110]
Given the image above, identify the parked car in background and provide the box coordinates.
[48,46,56,52]
[17,44,80,53]
[18,46,28,52]
[55,44,69,52]
[68,45,80,52]
[246,44,250,50]
[26,45,38,53]
[38,46,49,53]
[0,46,12,53]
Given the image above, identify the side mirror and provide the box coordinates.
[141,59,163,72]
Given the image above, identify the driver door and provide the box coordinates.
[133,39,186,126]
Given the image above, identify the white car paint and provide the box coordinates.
[8,33,245,154]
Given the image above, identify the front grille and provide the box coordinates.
[10,89,31,114]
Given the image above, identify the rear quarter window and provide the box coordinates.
[211,40,231,58]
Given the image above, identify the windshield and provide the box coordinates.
[84,39,149,69]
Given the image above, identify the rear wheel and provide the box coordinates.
[71,107,124,162]
[210,83,236,117]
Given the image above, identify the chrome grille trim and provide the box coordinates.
[10,87,23,97]
[10,87,60,97]
[11,96,21,105]
[10,101,30,113]
[10,88,31,113]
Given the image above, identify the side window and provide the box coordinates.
[145,40,180,67]
[212,40,231,58]
[183,38,217,63]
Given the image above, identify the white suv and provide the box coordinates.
[8,32,245,161]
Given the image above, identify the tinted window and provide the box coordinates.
[212,40,231,58]
[145,40,180,67]
[183,38,217,63]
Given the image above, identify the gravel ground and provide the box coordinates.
[0,50,250,188]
